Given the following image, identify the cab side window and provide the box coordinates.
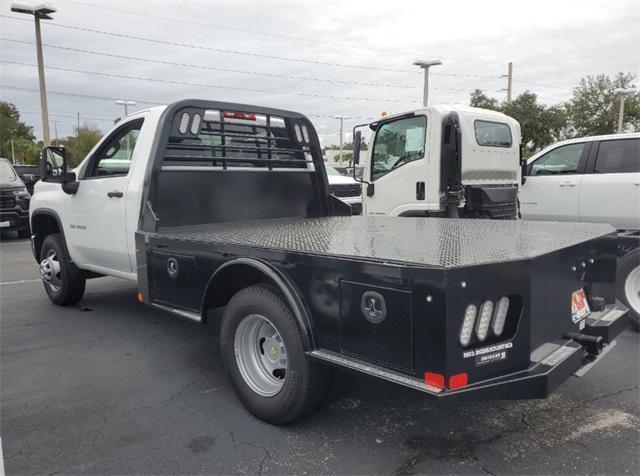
[530,143,585,176]
[594,139,640,174]
[85,120,144,178]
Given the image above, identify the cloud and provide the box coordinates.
[0,0,637,144]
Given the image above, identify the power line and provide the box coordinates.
[0,14,417,74]
[0,15,502,79]
[1,37,477,92]
[511,78,572,91]
[0,84,163,105]
[19,110,115,122]
[0,84,378,120]
[65,0,507,66]
[0,38,412,90]
[2,59,416,103]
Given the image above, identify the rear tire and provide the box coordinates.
[220,284,330,424]
[617,250,640,331]
[39,234,86,306]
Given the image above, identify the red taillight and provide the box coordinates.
[424,372,445,390]
[449,373,468,389]
[223,111,256,121]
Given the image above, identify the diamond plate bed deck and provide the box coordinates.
[151,216,615,269]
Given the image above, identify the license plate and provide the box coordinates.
[0,221,10,228]
[571,288,591,323]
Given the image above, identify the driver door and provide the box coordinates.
[65,119,144,274]
[364,115,429,216]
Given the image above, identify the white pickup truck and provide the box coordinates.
[520,133,640,328]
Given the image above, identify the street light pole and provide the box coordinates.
[116,99,137,117]
[614,87,637,133]
[413,59,442,106]
[334,115,348,162]
[11,2,56,146]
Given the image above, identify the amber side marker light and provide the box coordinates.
[137,292,144,303]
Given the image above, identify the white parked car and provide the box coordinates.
[520,133,640,328]
[325,164,362,215]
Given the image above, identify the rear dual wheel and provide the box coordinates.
[220,284,330,424]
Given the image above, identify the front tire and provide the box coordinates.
[617,250,640,331]
[39,234,86,306]
[220,284,330,424]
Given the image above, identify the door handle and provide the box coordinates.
[560,181,577,187]
[107,190,124,198]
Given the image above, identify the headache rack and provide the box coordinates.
[140,100,334,232]
[160,104,319,171]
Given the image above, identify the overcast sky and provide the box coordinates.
[1,0,638,145]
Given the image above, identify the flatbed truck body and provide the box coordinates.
[31,100,627,423]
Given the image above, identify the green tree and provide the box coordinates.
[58,123,103,166]
[469,89,500,111]
[0,101,40,164]
[501,92,567,148]
[564,72,640,136]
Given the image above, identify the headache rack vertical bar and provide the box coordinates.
[221,116,227,170]
[267,114,273,171]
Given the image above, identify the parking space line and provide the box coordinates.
[0,279,41,286]
[0,436,5,476]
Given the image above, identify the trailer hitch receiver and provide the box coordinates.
[565,332,604,357]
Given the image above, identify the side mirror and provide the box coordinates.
[519,143,527,185]
[41,146,79,194]
[353,130,361,166]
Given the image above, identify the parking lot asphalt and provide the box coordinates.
[1,234,639,475]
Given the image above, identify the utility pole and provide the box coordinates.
[614,87,636,133]
[10,139,16,164]
[11,3,56,146]
[506,62,513,104]
[51,119,59,144]
[413,59,442,106]
[76,112,80,160]
[334,115,348,162]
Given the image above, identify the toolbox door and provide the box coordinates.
[148,251,199,312]
[340,281,413,371]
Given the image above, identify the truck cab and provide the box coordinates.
[355,105,522,219]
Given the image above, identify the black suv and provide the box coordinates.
[0,158,31,238]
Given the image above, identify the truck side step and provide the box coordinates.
[308,349,443,394]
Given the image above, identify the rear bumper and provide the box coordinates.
[444,304,628,400]
[310,304,627,401]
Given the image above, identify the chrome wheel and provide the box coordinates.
[234,314,287,397]
[40,249,62,292]
[624,265,640,315]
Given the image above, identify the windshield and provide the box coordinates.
[0,160,17,181]
[371,116,427,180]
[324,165,342,176]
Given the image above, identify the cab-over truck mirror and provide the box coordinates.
[519,143,527,185]
[41,146,79,194]
[352,130,361,166]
